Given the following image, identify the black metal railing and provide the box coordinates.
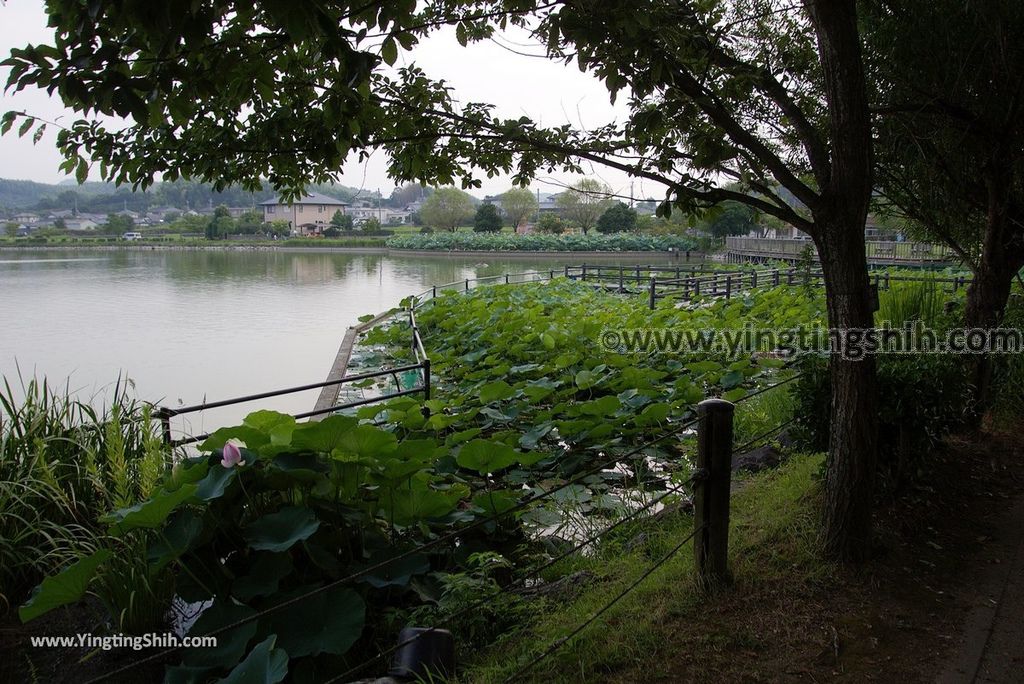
[155,362,430,447]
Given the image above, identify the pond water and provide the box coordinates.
[0,249,679,438]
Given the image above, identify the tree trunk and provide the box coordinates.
[963,161,1023,414]
[814,225,878,562]
[806,0,878,561]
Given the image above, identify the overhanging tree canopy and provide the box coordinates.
[4,0,880,560]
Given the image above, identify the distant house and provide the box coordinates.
[348,206,411,226]
[260,193,349,235]
[64,217,99,231]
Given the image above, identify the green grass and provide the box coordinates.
[0,374,170,614]
[461,453,828,683]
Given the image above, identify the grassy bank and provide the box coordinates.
[462,453,828,682]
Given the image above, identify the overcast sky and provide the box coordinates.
[0,2,668,200]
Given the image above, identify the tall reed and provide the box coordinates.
[0,372,171,613]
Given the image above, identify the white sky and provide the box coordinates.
[0,2,668,200]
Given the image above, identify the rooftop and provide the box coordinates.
[259,192,350,207]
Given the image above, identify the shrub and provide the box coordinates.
[473,203,502,232]
[535,212,565,234]
[791,351,969,489]
[595,202,638,234]
[386,232,696,252]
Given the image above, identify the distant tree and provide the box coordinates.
[103,212,134,235]
[323,226,341,237]
[705,201,759,238]
[52,217,67,231]
[409,211,422,226]
[235,209,264,234]
[330,210,354,231]
[556,179,613,235]
[635,214,656,233]
[535,213,566,234]
[268,220,291,237]
[499,188,538,233]
[361,216,382,232]
[473,203,502,232]
[389,183,430,208]
[596,202,638,234]
[163,210,181,224]
[420,187,474,232]
[205,205,232,240]
[4,222,17,237]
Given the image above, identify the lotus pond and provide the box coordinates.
[15,276,847,682]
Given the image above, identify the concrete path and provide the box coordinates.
[939,495,1024,683]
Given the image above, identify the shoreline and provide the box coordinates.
[0,243,706,260]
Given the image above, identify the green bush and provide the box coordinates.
[791,352,969,488]
[386,232,696,252]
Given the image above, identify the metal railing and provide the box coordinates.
[725,236,955,264]
[646,268,971,308]
[155,361,430,447]
[156,270,563,447]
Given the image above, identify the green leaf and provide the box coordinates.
[381,37,398,66]
[687,360,722,375]
[20,550,112,622]
[260,586,365,658]
[722,387,747,402]
[388,475,468,524]
[479,380,515,403]
[244,506,320,552]
[357,551,430,588]
[233,553,293,602]
[473,489,521,516]
[289,415,358,453]
[102,484,198,531]
[635,402,671,426]
[720,370,744,389]
[200,426,269,452]
[457,439,519,473]
[332,424,398,458]
[184,599,258,669]
[574,369,599,389]
[243,411,297,445]
[580,395,621,415]
[216,636,288,684]
[148,510,203,572]
[194,466,237,501]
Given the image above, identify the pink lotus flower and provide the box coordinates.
[221,440,245,468]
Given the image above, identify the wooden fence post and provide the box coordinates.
[694,398,734,589]
[648,277,657,310]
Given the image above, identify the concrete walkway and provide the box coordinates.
[939,495,1024,683]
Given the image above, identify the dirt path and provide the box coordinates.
[605,420,1024,684]
[938,483,1024,683]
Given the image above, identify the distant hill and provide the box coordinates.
[0,178,383,215]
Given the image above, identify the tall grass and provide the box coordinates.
[876,278,945,328]
[0,373,170,614]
